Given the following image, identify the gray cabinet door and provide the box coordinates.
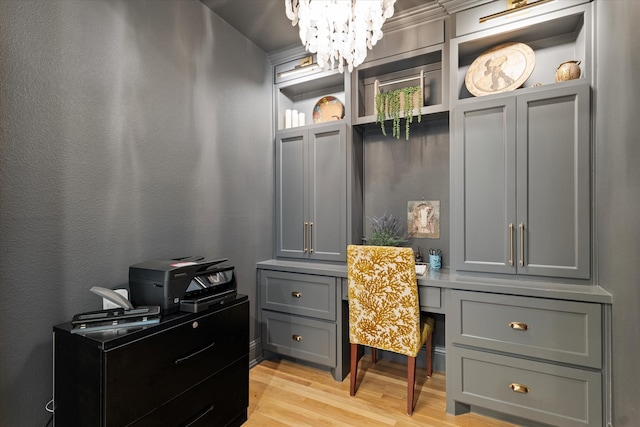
[516,83,590,278]
[453,83,590,279]
[453,96,517,274]
[275,130,308,259]
[308,124,347,261]
[275,123,347,262]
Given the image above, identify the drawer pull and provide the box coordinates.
[292,334,302,341]
[292,291,302,298]
[509,321,529,330]
[175,342,216,365]
[184,405,215,427]
[509,383,530,394]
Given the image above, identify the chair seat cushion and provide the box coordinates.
[419,316,435,348]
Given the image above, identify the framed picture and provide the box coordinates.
[408,200,439,239]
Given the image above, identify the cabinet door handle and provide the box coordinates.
[509,383,530,394]
[519,223,525,267]
[303,222,308,253]
[174,342,216,365]
[509,321,529,331]
[292,334,302,341]
[309,222,314,253]
[183,405,215,427]
[509,223,514,267]
[291,291,302,298]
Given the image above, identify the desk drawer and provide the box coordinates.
[262,310,336,367]
[419,286,442,310]
[261,271,336,321]
[452,348,602,427]
[451,290,601,368]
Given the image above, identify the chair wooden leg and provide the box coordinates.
[350,343,358,396]
[407,355,416,416]
[371,347,377,364]
[426,332,433,378]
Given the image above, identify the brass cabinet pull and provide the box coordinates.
[292,335,302,341]
[309,222,314,253]
[519,223,525,267]
[509,223,514,267]
[291,291,302,298]
[509,321,529,331]
[509,383,530,394]
[303,222,308,253]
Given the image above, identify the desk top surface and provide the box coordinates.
[257,259,612,304]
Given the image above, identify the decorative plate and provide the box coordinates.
[313,96,345,123]
[465,42,536,97]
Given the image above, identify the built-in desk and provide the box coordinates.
[256,259,611,427]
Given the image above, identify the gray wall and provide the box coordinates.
[0,0,273,425]
[595,1,640,425]
[363,117,450,263]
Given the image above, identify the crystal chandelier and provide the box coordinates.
[285,0,396,73]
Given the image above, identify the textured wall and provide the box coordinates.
[0,0,273,424]
[595,2,640,425]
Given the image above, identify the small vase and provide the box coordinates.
[555,60,581,82]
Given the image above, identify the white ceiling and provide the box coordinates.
[201,0,492,54]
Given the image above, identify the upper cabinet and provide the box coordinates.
[450,1,592,104]
[450,1,593,280]
[452,82,591,279]
[275,122,363,262]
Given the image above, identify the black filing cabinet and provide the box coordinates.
[53,295,249,426]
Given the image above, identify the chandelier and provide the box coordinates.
[285,0,396,73]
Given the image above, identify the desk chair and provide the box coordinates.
[347,244,435,416]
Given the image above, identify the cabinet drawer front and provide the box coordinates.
[128,356,248,427]
[261,271,336,320]
[452,348,602,427]
[262,310,336,367]
[105,301,248,426]
[451,291,601,368]
[419,286,442,310]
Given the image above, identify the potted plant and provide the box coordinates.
[375,85,422,140]
[364,214,405,246]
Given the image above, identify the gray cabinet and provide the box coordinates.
[447,290,603,427]
[275,122,348,262]
[259,269,349,381]
[452,82,590,279]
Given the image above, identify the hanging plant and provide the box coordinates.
[375,85,422,140]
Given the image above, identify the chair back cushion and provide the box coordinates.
[347,245,422,357]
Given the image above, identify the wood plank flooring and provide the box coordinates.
[246,356,516,426]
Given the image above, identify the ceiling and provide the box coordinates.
[200,0,470,54]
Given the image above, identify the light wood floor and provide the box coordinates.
[246,356,516,426]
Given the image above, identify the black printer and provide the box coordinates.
[129,257,237,314]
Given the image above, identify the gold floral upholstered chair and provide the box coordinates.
[347,244,435,416]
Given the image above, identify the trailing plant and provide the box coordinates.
[366,214,405,246]
[374,85,422,140]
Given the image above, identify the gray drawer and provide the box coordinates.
[451,347,602,427]
[419,286,442,311]
[451,290,601,368]
[261,310,336,368]
[261,271,336,321]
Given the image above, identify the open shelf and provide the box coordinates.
[276,70,347,131]
[451,3,591,102]
[353,47,446,126]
